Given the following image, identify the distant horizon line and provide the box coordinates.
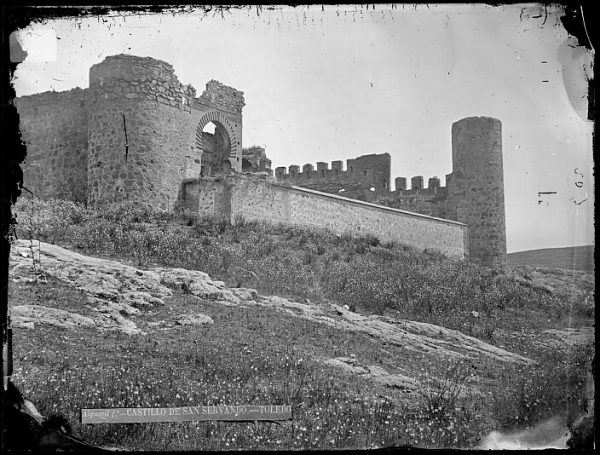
[507,244,594,255]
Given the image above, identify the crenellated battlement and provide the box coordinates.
[271,117,506,268]
[276,163,374,180]
[15,53,505,268]
[393,175,445,194]
[275,153,390,192]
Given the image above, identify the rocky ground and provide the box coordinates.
[10,240,592,394]
[7,239,595,450]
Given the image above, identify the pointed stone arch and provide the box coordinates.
[195,110,241,172]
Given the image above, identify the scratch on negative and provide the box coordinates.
[123,114,129,162]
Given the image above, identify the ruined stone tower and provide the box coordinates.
[17,54,245,212]
[274,117,507,269]
[15,55,507,267]
[88,55,192,210]
[447,117,506,269]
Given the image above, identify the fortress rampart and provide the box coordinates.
[275,117,506,268]
[275,153,390,199]
[179,175,468,259]
[15,54,506,268]
[15,88,89,203]
[16,54,245,211]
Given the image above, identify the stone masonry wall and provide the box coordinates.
[16,54,245,211]
[15,54,504,268]
[448,117,506,268]
[379,187,449,218]
[275,153,391,196]
[347,153,391,190]
[87,55,200,210]
[15,88,89,203]
[187,176,468,259]
[180,177,233,219]
[197,80,245,115]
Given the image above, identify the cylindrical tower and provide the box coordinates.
[450,117,506,269]
[87,54,197,210]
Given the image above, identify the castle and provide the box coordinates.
[275,116,506,270]
[15,54,506,269]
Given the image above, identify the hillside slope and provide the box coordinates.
[508,245,594,271]
[8,199,595,450]
[8,239,594,450]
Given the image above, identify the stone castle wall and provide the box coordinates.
[448,117,506,269]
[379,187,449,218]
[15,54,505,268]
[185,176,468,259]
[14,88,89,203]
[87,55,200,210]
[275,153,391,199]
[274,118,506,268]
[16,54,245,212]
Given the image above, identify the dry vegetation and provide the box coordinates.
[7,197,595,450]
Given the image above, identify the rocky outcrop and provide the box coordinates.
[254,295,532,364]
[9,240,531,365]
[324,357,421,394]
[9,240,257,334]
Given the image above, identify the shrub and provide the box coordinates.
[12,197,587,339]
[362,234,380,247]
[491,342,594,430]
[421,359,476,423]
[193,216,229,237]
[14,198,90,243]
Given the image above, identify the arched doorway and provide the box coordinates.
[195,110,240,176]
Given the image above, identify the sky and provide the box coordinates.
[11,4,594,253]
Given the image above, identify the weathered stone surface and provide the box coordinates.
[253,295,531,364]
[174,313,214,326]
[189,175,468,259]
[541,327,594,346]
[10,305,96,329]
[324,357,420,393]
[9,240,256,333]
[16,54,244,212]
[14,53,507,268]
[155,267,256,304]
[8,237,536,404]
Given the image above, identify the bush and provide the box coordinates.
[193,216,229,237]
[421,359,476,422]
[14,198,90,243]
[491,342,594,430]
[13,197,586,339]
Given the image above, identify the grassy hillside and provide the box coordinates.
[508,245,594,271]
[7,198,595,450]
